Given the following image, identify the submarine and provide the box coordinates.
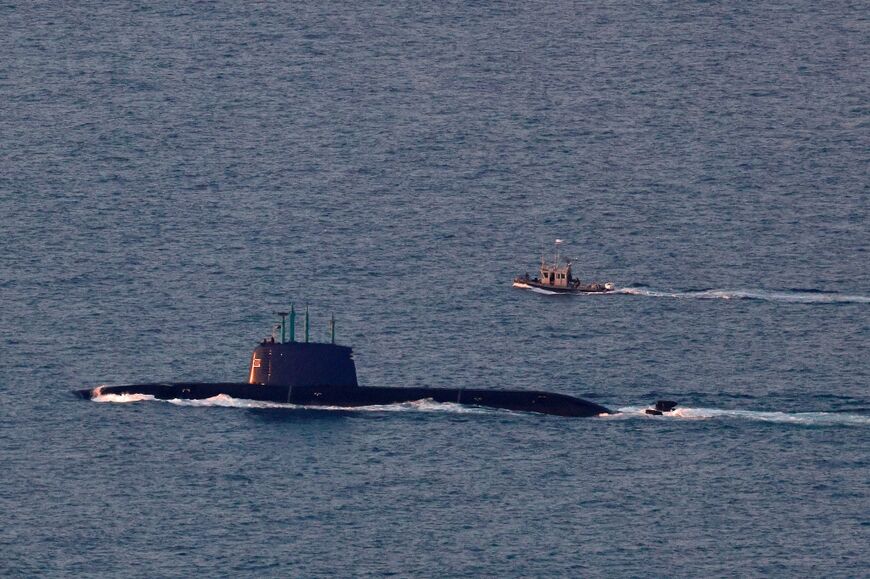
[75,308,612,418]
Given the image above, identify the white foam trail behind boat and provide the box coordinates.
[615,287,870,304]
[614,406,870,426]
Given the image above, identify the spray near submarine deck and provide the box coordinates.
[75,309,612,418]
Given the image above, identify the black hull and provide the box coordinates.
[75,383,610,417]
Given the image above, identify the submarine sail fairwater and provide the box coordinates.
[75,309,611,418]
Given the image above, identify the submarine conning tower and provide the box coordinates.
[248,307,358,388]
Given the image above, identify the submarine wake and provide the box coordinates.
[613,406,870,427]
[615,287,870,304]
[92,393,496,414]
[91,393,870,425]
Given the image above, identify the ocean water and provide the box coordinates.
[1,0,868,576]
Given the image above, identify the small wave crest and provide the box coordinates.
[615,287,870,304]
[613,406,870,426]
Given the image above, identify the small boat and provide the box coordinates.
[513,241,615,294]
[645,400,678,415]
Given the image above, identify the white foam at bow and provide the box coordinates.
[93,393,156,403]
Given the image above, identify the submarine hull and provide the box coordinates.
[76,383,610,417]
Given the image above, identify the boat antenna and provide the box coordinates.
[329,313,335,344]
[274,311,289,344]
[555,238,563,266]
[304,305,310,343]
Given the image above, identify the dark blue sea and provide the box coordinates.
[2,1,868,576]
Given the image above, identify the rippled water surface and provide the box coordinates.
[1,1,868,576]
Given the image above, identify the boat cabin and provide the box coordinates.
[540,261,573,288]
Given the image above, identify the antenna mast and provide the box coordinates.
[304,305,310,343]
[274,311,289,344]
[329,313,335,344]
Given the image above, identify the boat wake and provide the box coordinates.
[512,282,869,303]
[612,406,870,426]
[615,287,870,304]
